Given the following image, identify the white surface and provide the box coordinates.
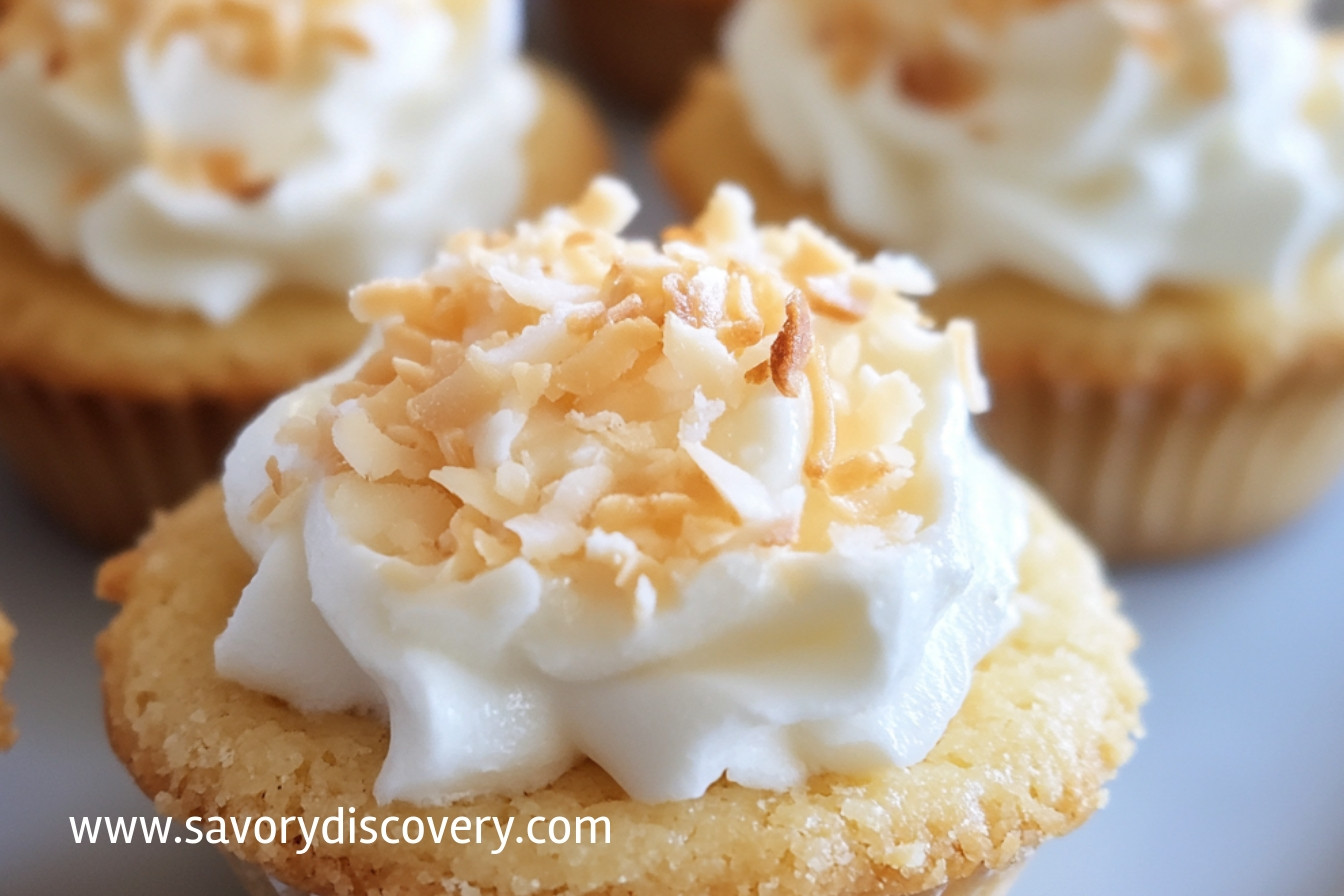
[3,51,1344,896]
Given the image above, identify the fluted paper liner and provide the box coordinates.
[978,367,1344,561]
[224,852,1025,896]
[0,369,264,548]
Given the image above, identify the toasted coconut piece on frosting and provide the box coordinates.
[246,178,987,615]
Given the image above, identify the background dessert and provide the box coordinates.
[656,0,1344,560]
[0,0,609,547]
[98,181,1143,895]
[549,0,733,110]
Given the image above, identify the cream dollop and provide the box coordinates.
[0,0,536,322]
[725,0,1344,305]
[216,179,1026,804]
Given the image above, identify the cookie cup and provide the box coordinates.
[97,483,1143,896]
[656,70,1344,561]
[552,0,733,110]
[0,66,609,549]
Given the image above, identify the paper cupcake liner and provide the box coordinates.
[0,369,265,549]
[0,608,14,751]
[553,0,729,110]
[223,851,1024,896]
[978,369,1344,561]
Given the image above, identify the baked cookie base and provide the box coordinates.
[656,68,1344,560]
[0,65,609,549]
[97,483,1142,896]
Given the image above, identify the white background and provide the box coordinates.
[3,7,1344,894]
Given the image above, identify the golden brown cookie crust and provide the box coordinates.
[98,484,1143,896]
[655,68,1344,395]
[0,609,14,751]
[0,64,610,402]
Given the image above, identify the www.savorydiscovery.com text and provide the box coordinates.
[71,809,611,855]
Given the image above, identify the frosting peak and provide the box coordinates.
[217,180,1026,804]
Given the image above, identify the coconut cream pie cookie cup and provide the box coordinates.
[97,180,1143,896]
[656,0,1344,560]
[0,0,609,547]
[0,609,14,750]
[553,0,733,110]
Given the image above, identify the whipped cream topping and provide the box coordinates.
[0,0,536,322]
[725,0,1344,305]
[216,179,1026,804]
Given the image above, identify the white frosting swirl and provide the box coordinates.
[0,0,536,322]
[725,0,1344,305]
[215,181,1026,804]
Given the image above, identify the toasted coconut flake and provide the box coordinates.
[429,466,518,522]
[553,316,661,397]
[592,492,698,542]
[407,351,507,432]
[804,345,837,479]
[744,361,770,385]
[871,252,937,296]
[495,461,534,506]
[719,317,766,353]
[434,428,473,469]
[492,263,592,311]
[691,184,757,245]
[331,407,408,481]
[389,357,433,393]
[568,177,639,231]
[664,272,696,325]
[806,275,869,322]
[510,362,552,406]
[684,442,785,526]
[681,513,737,554]
[473,527,519,570]
[827,451,898,495]
[585,529,647,589]
[564,301,607,335]
[351,279,436,325]
[947,319,990,414]
[661,225,698,245]
[568,410,659,454]
[506,464,613,561]
[769,291,814,398]
[851,369,923,448]
[664,314,740,401]
[604,293,646,324]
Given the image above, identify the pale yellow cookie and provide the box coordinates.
[97,482,1143,896]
